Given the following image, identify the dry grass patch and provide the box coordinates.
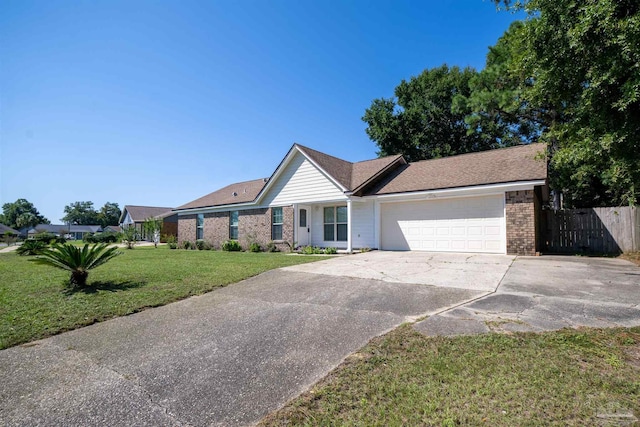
[260,325,640,427]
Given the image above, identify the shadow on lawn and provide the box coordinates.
[65,280,147,295]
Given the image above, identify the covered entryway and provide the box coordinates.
[380,194,506,253]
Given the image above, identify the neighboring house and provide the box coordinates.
[24,224,102,240]
[119,205,177,240]
[0,224,20,236]
[173,143,548,256]
[103,225,122,234]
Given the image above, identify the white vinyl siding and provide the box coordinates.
[261,153,347,206]
[380,194,505,253]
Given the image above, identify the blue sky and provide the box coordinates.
[0,0,523,223]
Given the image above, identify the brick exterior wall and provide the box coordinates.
[177,205,294,250]
[203,212,230,249]
[505,190,538,256]
[177,214,197,244]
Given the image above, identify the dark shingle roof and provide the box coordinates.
[0,224,20,235]
[174,143,547,211]
[175,178,268,210]
[123,206,174,222]
[367,143,547,195]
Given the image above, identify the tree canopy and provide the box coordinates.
[61,201,100,225]
[61,201,122,226]
[0,199,49,229]
[364,0,640,207]
[98,202,121,228]
[362,65,514,163]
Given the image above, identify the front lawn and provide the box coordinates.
[261,325,640,426]
[0,248,319,349]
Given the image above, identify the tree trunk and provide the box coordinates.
[70,270,89,287]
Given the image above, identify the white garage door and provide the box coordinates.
[380,194,505,253]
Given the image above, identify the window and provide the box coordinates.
[272,207,283,240]
[299,209,307,228]
[229,211,239,240]
[196,214,204,240]
[323,206,347,241]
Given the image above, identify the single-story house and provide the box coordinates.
[102,225,122,234]
[174,143,548,255]
[0,224,20,236]
[24,224,102,240]
[119,205,178,240]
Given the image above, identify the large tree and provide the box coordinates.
[61,201,100,225]
[97,202,121,227]
[362,65,514,163]
[493,0,640,207]
[0,199,49,229]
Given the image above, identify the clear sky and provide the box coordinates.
[0,0,523,223]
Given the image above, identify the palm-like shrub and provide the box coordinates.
[16,240,47,256]
[32,243,122,287]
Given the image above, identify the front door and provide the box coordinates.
[298,205,311,246]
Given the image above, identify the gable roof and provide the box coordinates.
[176,178,268,210]
[0,224,20,235]
[367,143,547,195]
[175,143,547,211]
[121,205,174,223]
[295,144,404,192]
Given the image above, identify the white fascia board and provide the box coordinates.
[366,180,546,203]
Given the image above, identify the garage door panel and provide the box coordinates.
[380,195,505,253]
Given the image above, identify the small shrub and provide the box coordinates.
[166,235,178,249]
[222,240,242,252]
[16,240,47,256]
[182,240,193,250]
[84,232,118,244]
[195,239,212,250]
[266,241,278,252]
[249,242,262,253]
[31,243,122,288]
[301,245,315,255]
[324,247,338,255]
[34,233,65,244]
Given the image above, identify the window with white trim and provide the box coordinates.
[196,214,204,240]
[272,207,283,240]
[229,211,239,240]
[323,206,347,241]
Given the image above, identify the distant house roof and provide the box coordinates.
[25,224,103,235]
[175,143,547,211]
[0,224,20,235]
[103,225,122,233]
[120,205,174,223]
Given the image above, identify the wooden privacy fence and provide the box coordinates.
[544,207,639,254]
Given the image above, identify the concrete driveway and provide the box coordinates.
[414,255,640,335]
[2,251,639,426]
[0,261,484,427]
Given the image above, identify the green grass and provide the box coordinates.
[0,247,319,349]
[260,325,640,426]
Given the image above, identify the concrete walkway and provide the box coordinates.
[0,268,482,427]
